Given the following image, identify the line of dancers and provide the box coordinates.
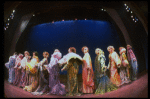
[5,45,138,96]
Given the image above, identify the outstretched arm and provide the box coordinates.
[37,58,47,69]
[61,64,70,72]
[58,55,68,66]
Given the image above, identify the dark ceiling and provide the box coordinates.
[4,1,148,15]
[4,1,148,26]
[4,1,122,17]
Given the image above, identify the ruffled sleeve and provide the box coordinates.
[83,53,92,69]
[113,52,121,67]
[21,57,27,69]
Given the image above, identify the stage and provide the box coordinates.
[4,71,148,98]
[3,2,148,98]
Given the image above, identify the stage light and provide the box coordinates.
[131,11,133,13]
[135,17,137,21]
[7,23,9,25]
[85,18,87,20]
[13,10,15,13]
[131,15,133,18]
[33,14,35,16]
[127,10,129,12]
[52,21,54,23]
[126,8,128,10]
[101,9,103,11]
[20,20,29,32]
[4,28,6,30]
[62,19,64,21]
[8,18,10,21]
[124,4,127,6]
[127,6,128,8]
[135,20,137,23]
[11,13,13,15]
[75,18,77,20]
[133,19,134,21]
[6,26,8,28]
[11,16,14,19]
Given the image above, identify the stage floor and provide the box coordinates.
[4,71,148,98]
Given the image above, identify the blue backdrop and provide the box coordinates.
[20,20,122,74]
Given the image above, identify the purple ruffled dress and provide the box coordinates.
[47,52,66,96]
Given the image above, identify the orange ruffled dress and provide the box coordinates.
[82,53,94,93]
[108,51,121,87]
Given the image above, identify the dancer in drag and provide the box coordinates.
[45,49,66,96]
[127,45,138,81]
[107,46,122,87]
[13,53,24,86]
[23,51,39,92]
[19,51,31,88]
[81,46,94,94]
[119,47,131,85]
[31,51,49,95]
[94,48,118,95]
[5,52,17,84]
[58,47,83,96]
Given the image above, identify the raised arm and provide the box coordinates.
[58,55,68,66]
[61,64,70,72]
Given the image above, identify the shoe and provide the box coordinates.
[74,93,81,96]
[39,92,43,95]
[66,93,73,96]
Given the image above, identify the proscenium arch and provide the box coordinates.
[106,8,132,46]
[9,13,33,56]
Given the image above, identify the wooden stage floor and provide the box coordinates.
[4,71,148,98]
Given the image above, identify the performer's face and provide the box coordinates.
[83,47,88,53]
[95,49,99,55]
[108,47,114,53]
[95,49,102,55]
[68,49,71,53]
[24,53,28,57]
[43,53,46,58]
[54,49,59,53]
[33,53,35,57]
[127,46,130,50]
